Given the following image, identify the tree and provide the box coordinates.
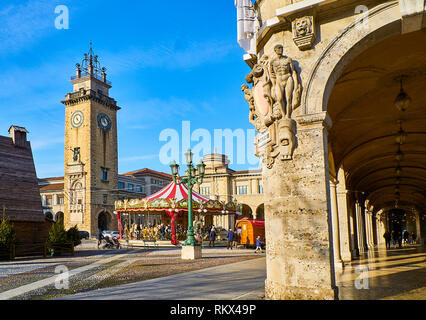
[0,218,17,251]
[46,216,68,251]
[66,225,81,247]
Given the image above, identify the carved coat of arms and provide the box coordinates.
[241,44,302,168]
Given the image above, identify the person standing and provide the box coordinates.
[226,229,234,250]
[391,230,396,247]
[209,226,216,247]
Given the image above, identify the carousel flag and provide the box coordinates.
[235,0,258,52]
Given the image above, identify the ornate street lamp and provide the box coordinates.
[170,148,206,247]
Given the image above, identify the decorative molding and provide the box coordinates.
[296,111,332,129]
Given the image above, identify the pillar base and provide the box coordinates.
[265,279,337,300]
[181,245,202,260]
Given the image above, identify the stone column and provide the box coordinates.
[330,179,343,269]
[355,201,366,253]
[263,112,337,300]
[376,211,386,247]
[349,197,359,257]
[415,210,422,243]
[360,204,368,251]
[365,210,373,248]
[336,191,352,262]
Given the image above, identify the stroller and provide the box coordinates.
[102,236,120,249]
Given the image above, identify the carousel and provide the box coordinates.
[114,180,240,245]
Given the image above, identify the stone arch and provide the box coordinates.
[45,212,54,222]
[240,204,253,219]
[303,1,402,115]
[96,210,112,232]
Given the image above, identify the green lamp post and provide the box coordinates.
[170,148,206,246]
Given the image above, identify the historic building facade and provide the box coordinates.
[39,169,172,232]
[237,0,426,299]
[194,152,264,229]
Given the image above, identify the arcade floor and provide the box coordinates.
[337,244,426,300]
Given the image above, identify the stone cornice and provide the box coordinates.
[61,90,121,111]
[296,111,332,129]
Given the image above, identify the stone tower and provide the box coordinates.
[61,43,120,235]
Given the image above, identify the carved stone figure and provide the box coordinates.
[292,16,316,50]
[241,44,302,167]
[241,84,259,130]
[294,16,312,37]
[73,147,80,162]
[270,44,301,119]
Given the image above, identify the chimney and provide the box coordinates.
[8,125,29,148]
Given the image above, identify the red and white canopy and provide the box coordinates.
[146,181,210,203]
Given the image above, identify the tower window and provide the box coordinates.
[101,167,109,182]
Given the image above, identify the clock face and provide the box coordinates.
[71,111,84,128]
[97,113,112,131]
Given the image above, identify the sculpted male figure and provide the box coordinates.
[270,44,300,118]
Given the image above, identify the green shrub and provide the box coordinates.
[66,225,81,246]
[0,218,17,251]
[46,216,68,250]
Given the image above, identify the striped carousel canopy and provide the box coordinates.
[114,180,240,214]
[146,181,209,203]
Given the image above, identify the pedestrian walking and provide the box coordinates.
[226,228,234,250]
[383,231,391,249]
[97,229,103,249]
[209,226,216,247]
[254,236,263,253]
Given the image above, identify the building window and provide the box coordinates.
[258,184,263,194]
[152,179,157,184]
[118,181,125,189]
[159,180,162,185]
[101,168,108,182]
[237,185,248,195]
[200,186,211,196]
[136,185,142,192]
[57,196,64,205]
[46,197,52,206]
[103,194,107,204]
[127,183,134,191]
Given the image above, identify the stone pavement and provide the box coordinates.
[337,245,426,300]
[59,255,266,300]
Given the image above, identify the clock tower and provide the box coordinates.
[62,43,120,235]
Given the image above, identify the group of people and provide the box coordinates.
[383,230,417,248]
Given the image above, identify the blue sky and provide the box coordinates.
[0,0,258,178]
